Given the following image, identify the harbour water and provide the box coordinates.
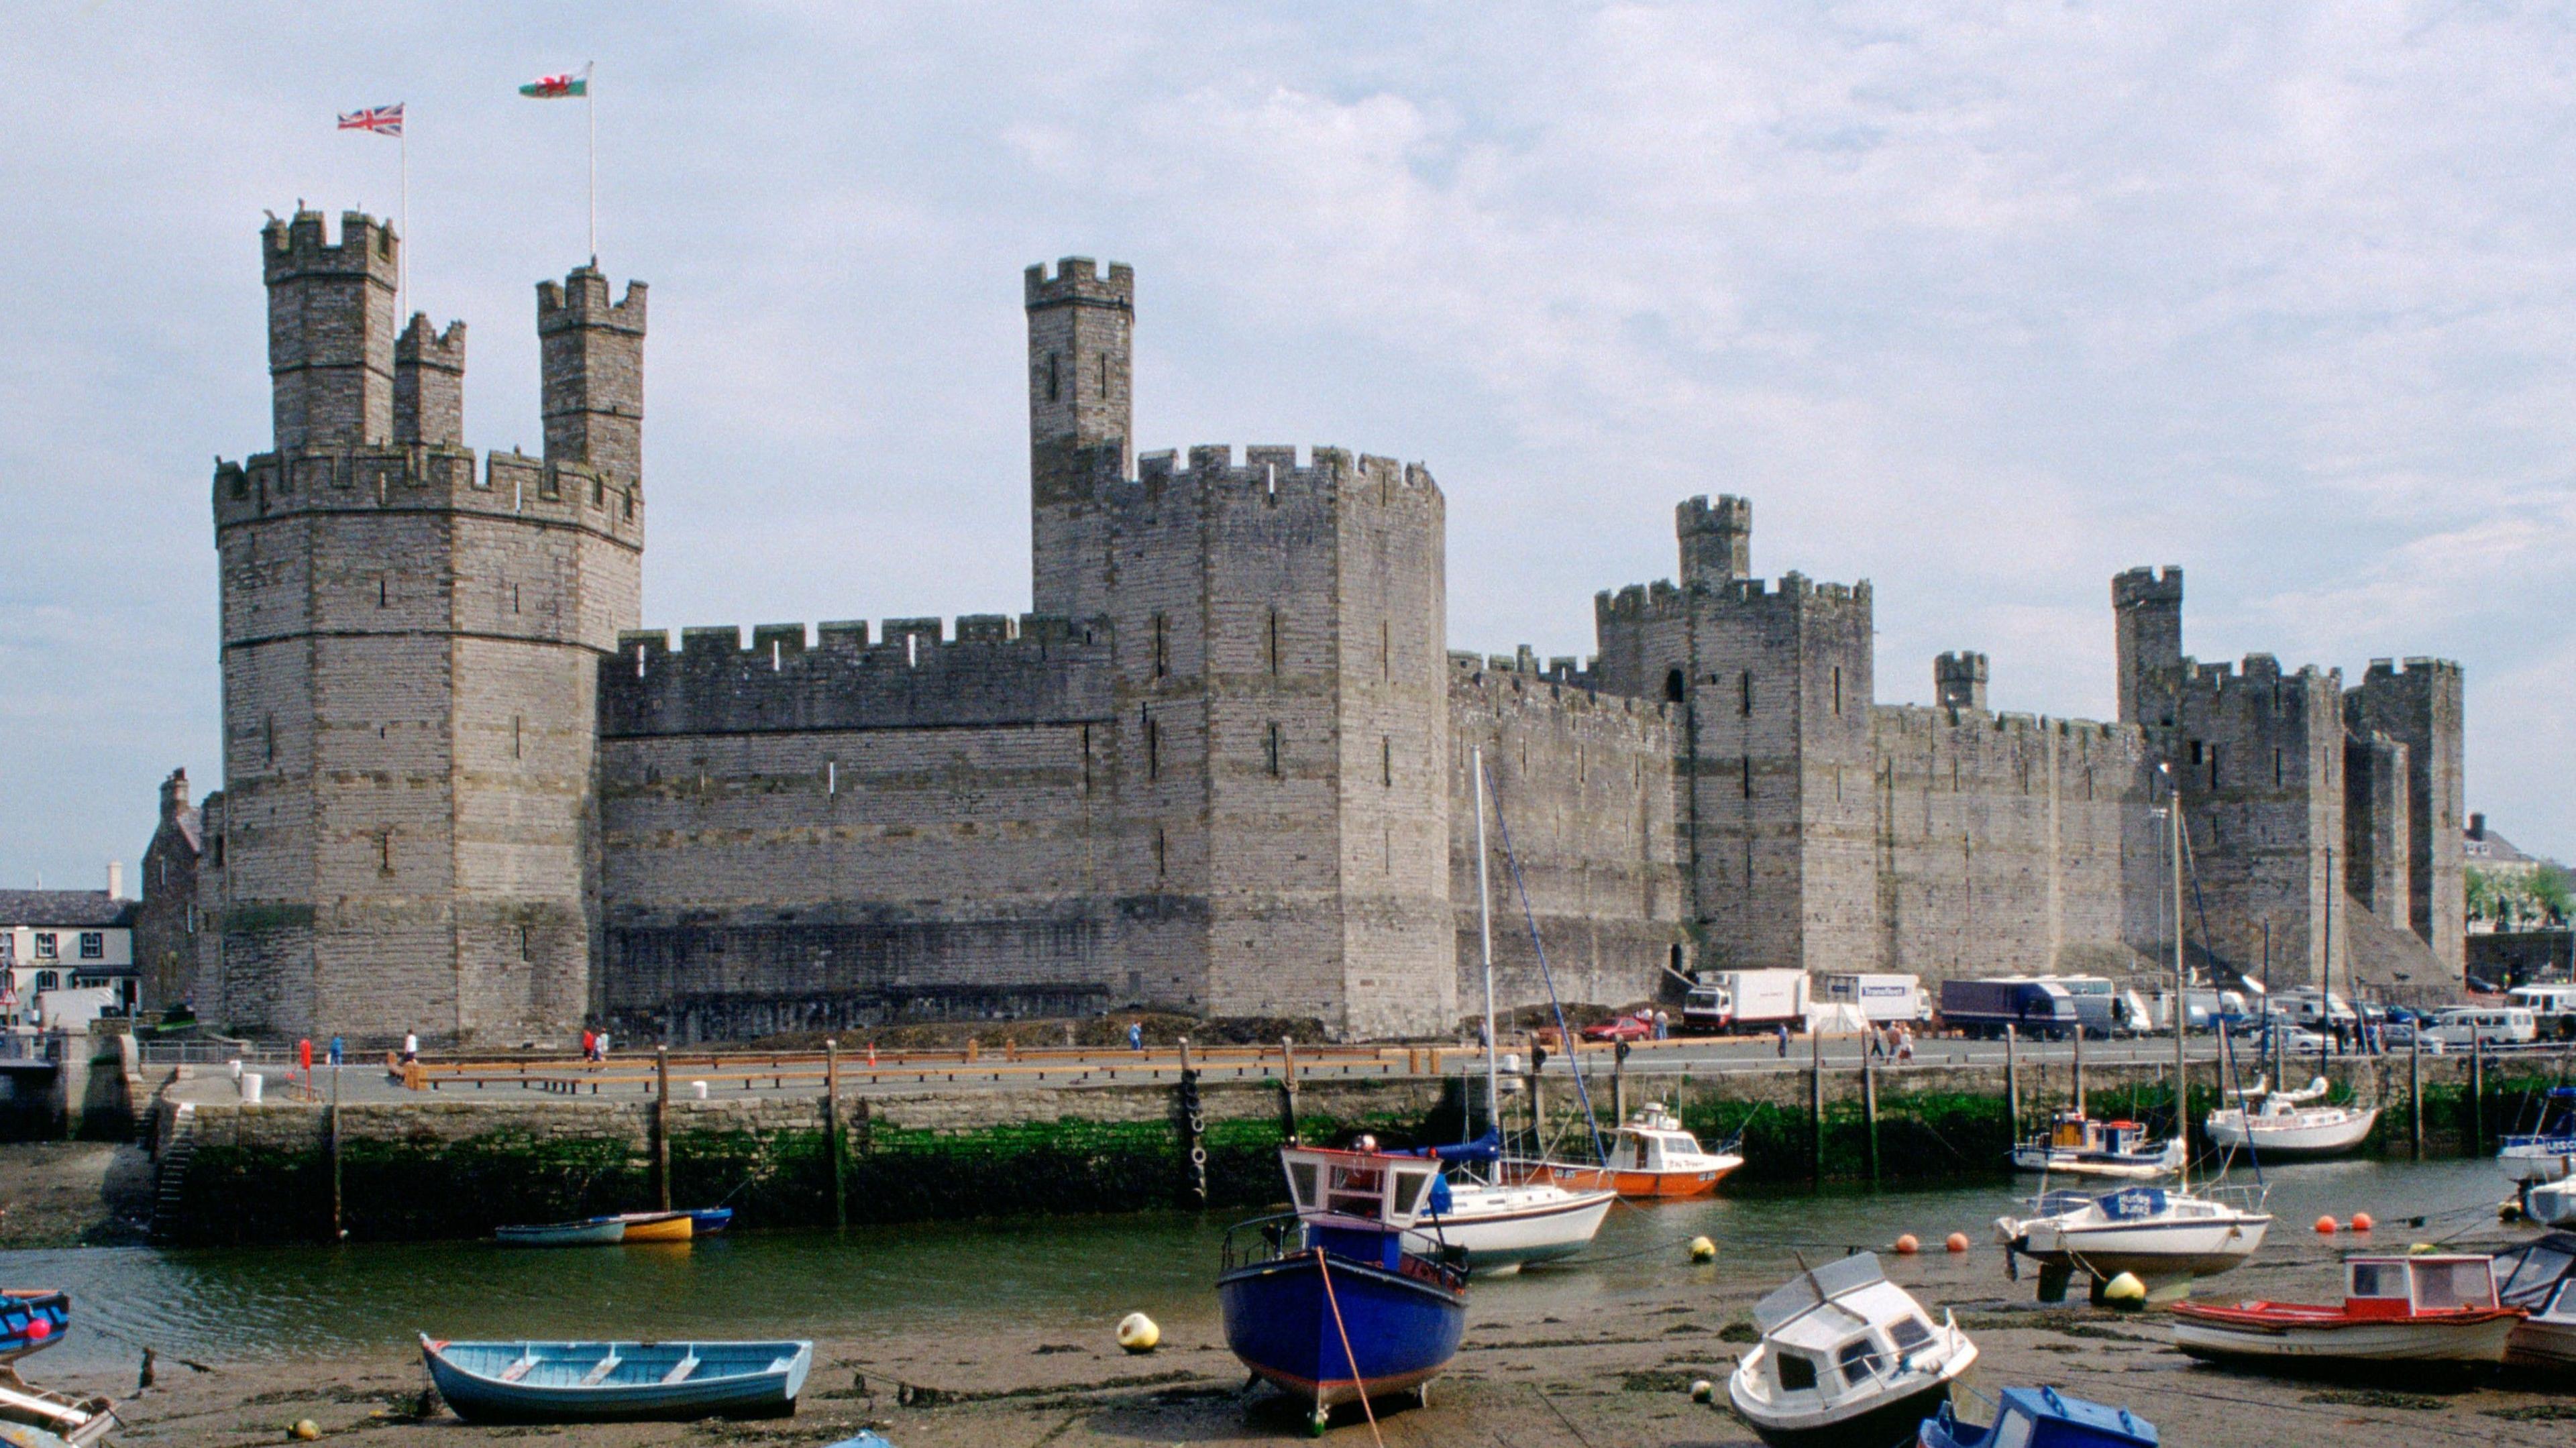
[7,1154,2514,1379]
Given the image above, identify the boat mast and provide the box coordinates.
[2169,763,2188,1194]
[1474,746,1500,1146]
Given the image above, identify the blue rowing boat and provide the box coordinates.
[0,1294,68,1362]
[1219,1146,1466,1432]
[687,1207,733,1236]
[418,1336,811,1423]
[495,1220,627,1247]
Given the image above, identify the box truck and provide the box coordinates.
[1937,978,2080,1040]
[1681,969,1811,1034]
[1818,972,1929,1025]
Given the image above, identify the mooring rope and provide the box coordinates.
[1311,1249,1385,1448]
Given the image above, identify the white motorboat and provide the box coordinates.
[1409,1175,1617,1274]
[2205,1076,2379,1160]
[1994,1183,2271,1301]
[2528,1176,2576,1228]
[2500,1087,2576,1185]
[1725,1252,1977,1448]
[2171,1254,2525,1367]
[2495,1230,2576,1372]
[2008,1112,2182,1179]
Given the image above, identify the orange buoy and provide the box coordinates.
[2351,1212,2375,1233]
[2314,1215,2338,1235]
[1894,1233,1921,1255]
[1945,1232,1970,1254]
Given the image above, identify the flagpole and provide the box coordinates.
[398,120,409,321]
[586,62,597,264]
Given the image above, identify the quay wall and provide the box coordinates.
[149,1048,2575,1243]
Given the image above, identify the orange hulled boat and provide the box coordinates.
[1534,1105,1743,1199]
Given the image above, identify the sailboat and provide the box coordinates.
[2206,1076,2379,1160]
[1994,769,2271,1302]
[1407,750,1617,1273]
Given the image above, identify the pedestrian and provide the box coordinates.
[1869,1025,1886,1059]
[1776,1021,1790,1058]
[399,1029,419,1067]
[581,1026,596,1062]
[596,1027,612,1060]
[327,1035,343,1068]
[1897,1024,1915,1062]
[1654,1009,1670,1041]
[1128,1019,1144,1052]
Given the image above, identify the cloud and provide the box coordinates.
[3,0,2574,890]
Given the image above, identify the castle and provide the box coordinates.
[133,209,2467,1043]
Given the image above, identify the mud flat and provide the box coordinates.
[0,1142,152,1248]
[59,1225,2576,1446]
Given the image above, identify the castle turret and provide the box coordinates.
[1678,494,1752,590]
[264,209,398,451]
[2112,566,2184,726]
[2348,659,2466,974]
[1935,651,1988,712]
[1026,257,1133,620]
[538,266,647,486]
[394,315,465,445]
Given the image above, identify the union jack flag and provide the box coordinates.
[337,103,404,137]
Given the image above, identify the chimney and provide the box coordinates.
[2469,812,2487,841]
[107,860,124,900]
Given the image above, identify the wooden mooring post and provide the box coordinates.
[327,1060,343,1241]
[824,1038,847,1229]
[2071,1023,2086,1118]
[654,1046,672,1212]
[2408,1034,2422,1160]
[1809,1025,1825,1185]
[1177,1038,1207,1207]
[2004,1025,2021,1148]
[1277,1040,1301,1147]
[1611,1046,1628,1125]
[1861,1050,1880,1186]
[2469,1040,2485,1155]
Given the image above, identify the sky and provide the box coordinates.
[4,1,2575,893]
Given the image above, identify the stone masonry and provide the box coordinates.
[147,207,2469,1043]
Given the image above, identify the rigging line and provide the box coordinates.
[1311,1249,1385,1448]
[1479,753,1609,1168]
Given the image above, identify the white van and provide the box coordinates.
[2507,985,2576,1042]
[2426,1005,2538,1050]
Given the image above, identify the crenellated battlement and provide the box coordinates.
[2178,654,2341,704]
[536,266,647,335]
[601,612,1113,738]
[1595,570,1873,624]
[212,446,643,547]
[1024,256,1134,311]
[1874,702,2134,742]
[262,209,397,284]
[1449,645,1604,693]
[1118,444,1440,509]
[396,315,466,369]
[2112,565,2184,608]
[2366,656,2464,681]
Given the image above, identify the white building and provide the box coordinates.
[0,876,138,1028]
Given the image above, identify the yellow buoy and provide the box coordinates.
[289,1421,321,1442]
[2101,1272,2147,1308]
[1116,1311,1161,1354]
[1688,1235,1717,1264]
[1690,1378,1715,1403]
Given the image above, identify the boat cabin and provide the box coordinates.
[1608,1105,1709,1170]
[2343,1255,2502,1318]
[2047,1113,2147,1155]
[1281,1147,1443,1231]
[1746,1254,1947,1413]
[1935,1386,2158,1447]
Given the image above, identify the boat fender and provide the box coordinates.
[2350,1211,2373,1232]
[1687,1235,1716,1263]
[1116,1312,1161,1354]
[1689,1378,1714,1403]
[1945,1232,1970,1254]
[2102,1272,2147,1308]
[1894,1233,1920,1256]
[2313,1215,2339,1235]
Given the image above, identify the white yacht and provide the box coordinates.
[1994,1182,2271,1302]
[2205,1076,2380,1159]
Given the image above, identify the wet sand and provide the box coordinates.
[0,1144,152,1249]
[43,1223,2576,1446]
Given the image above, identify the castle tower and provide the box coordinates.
[394,315,465,445]
[1026,258,1133,621]
[208,210,643,1042]
[2348,659,2466,973]
[1935,651,1988,712]
[539,266,647,485]
[1678,494,1752,590]
[2112,566,2184,726]
[264,209,398,451]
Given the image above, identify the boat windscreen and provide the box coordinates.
[2496,1234,2576,1308]
[1753,1252,1886,1333]
[2034,1190,2094,1217]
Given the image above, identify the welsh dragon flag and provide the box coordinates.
[519,66,589,99]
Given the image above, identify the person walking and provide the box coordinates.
[327,1035,343,1068]
[1896,1024,1915,1062]
[399,1029,419,1067]
[596,1027,612,1060]
[581,1027,596,1062]
[1654,1009,1670,1042]
[1128,1019,1144,1052]
[1776,1021,1791,1058]
[1869,1025,1886,1060]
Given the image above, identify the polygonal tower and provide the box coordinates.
[205,209,643,1042]
[1026,258,1133,624]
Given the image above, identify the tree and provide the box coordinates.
[2530,863,2572,926]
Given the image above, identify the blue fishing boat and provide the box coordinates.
[0,1295,68,1362]
[1918,1387,2157,1448]
[686,1207,733,1236]
[1219,1146,1467,1433]
[495,1220,627,1247]
[418,1336,811,1423]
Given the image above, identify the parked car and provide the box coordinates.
[1580,1011,1658,1043]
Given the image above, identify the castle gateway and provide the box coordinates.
[141,209,2465,1043]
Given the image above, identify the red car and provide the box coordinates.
[1580,1012,1658,1043]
